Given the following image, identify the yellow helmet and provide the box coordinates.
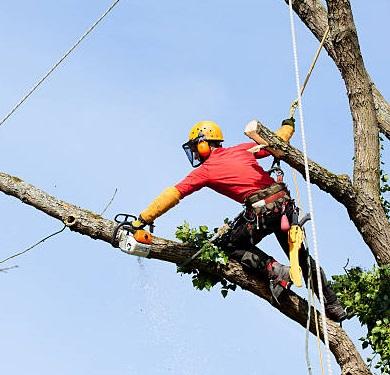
[183,120,224,168]
[188,120,224,142]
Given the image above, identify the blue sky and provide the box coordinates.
[0,1,389,374]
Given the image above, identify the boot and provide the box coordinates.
[266,259,292,303]
[323,285,348,323]
[307,259,347,322]
[298,252,348,322]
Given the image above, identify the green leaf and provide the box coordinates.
[199,225,209,233]
[176,222,237,299]
[331,265,390,373]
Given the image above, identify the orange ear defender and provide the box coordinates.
[197,140,211,158]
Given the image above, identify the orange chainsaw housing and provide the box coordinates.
[133,230,153,244]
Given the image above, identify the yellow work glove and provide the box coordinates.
[275,117,295,142]
[140,186,181,224]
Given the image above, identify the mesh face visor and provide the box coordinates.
[182,139,202,168]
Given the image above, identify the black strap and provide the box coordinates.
[267,158,284,183]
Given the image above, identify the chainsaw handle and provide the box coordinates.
[114,213,137,224]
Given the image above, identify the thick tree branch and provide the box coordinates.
[285,0,390,140]
[254,123,390,265]
[0,171,370,374]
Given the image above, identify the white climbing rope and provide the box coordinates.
[287,1,333,375]
[0,0,121,128]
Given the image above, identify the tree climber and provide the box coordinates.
[132,120,347,322]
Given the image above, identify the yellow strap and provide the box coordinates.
[288,225,303,287]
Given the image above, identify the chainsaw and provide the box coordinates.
[111,213,154,258]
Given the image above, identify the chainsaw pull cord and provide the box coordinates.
[288,2,332,375]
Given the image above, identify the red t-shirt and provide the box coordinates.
[175,142,275,203]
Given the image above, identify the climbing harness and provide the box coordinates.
[267,158,285,184]
[266,159,309,288]
[0,0,121,128]
[111,213,154,257]
[287,1,333,374]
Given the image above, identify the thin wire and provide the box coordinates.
[287,2,333,375]
[0,225,66,265]
[0,265,19,273]
[0,0,121,128]
[100,188,118,215]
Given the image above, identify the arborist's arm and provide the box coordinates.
[132,167,208,228]
[244,118,295,157]
[140,186,181,223]
[131,186,182,228]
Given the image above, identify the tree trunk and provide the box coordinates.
[285,0,390,140]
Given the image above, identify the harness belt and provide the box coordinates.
[245,183,290,209]
[251,190,289,211]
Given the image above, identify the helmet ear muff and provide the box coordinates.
[197,141,211,159]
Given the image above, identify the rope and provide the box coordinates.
[287,2,333,375]
[0,0,121,128]
[305,256,314,375]
[289,26,330,118]
[288,25,329,211]
[305,246,326,375]
[312,279,326,375]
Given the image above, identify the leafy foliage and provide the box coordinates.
[175,222,236,297]
[332,266,390,374]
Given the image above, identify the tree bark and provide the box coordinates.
[326,0,380,195]
[0,171,371,375]
[285,0,390,140]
